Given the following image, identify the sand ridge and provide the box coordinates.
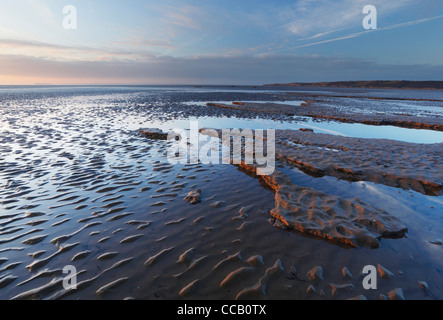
[204,96,443,131]
[274,130,443,196]
[200,129,409,248]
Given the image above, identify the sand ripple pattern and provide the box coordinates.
[0,91,198,299]
[0,88,441,300]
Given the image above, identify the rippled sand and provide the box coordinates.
[0,86,442,300]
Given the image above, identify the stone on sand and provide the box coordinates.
[139,128,168,140]
[184,189,202,205]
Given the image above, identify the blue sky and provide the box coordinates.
[0,0,442,84]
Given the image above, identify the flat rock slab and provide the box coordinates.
[275,130,443,196]
[184,189,202,205]
[238,163,408,248]
[198,128,411,248]
[139,128,168,140]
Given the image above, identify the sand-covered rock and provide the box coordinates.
[275,130,443,196]
[208,94,443,131]
[240,164,407,248]
[201,127,442,196]
[184,189,202,204]
[139,128,168,140]
[200,129,409,248]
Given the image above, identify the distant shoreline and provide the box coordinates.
[264,80,443,90]
[1,82,443,90]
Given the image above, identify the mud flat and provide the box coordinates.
[205,96,443,131]
[201,129,411,248]
[304,111,443,131]
[201,127,442,196]
[0,86,442,301]
[274,130,443,196]
[296,97,443,131]
[241,164,408,248]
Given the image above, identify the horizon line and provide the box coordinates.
[1,79,443,87]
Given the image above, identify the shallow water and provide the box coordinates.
[144,116,443,144]
[0,86,442,300]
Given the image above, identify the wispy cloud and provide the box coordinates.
[269,14,443,53]
[147,2,206,39]
[2,52,443,85]
[281,0,414,37]
[0,0,441,84]
[163,4,203,30]
[0,38,158,62]
[25,0,59,28]
[382,14,443,30]
[112,36,175,51]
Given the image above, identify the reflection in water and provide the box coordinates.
[150,116,443,144]
[0,86,442,300]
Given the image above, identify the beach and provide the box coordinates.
[0,85,442,300]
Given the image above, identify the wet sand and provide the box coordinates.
[274,130,443,196]
[208,97,443,131]
[0,86,442,300]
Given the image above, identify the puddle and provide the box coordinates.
[280,164,443,256]
[145,116,443,144]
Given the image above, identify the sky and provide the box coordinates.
[0,0,442,85]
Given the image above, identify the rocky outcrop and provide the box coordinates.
[199,129,410,248]
[139,128,168,140]
[184,189,202,205]
[275,130,443,196]
[242,165,408,248]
